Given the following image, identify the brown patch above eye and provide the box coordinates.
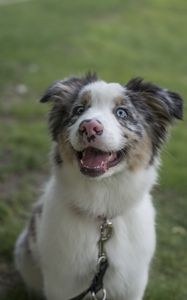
[114,96,126,107]
[80,91,92,106]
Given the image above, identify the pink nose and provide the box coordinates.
[79,119,104,138]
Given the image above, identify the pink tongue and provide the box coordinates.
[81,148,111,171]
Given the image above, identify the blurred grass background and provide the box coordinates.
[0,0,186,299]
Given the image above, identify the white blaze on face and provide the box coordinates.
[69,81,127,152]
[82,81,125,107]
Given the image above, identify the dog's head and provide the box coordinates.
[40,73,183,178]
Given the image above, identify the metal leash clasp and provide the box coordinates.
[90,218,113,300]
[98,218,113,260]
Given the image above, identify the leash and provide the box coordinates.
[69,218,113,300]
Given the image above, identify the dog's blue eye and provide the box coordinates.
[73,106,85,116]
[116,107,128,119]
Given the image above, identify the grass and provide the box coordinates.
[0,0,186,299]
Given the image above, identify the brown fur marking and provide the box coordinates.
[114,96,126,107]
[80,91,92,107]
[58,135,75,165]
[126,132,152,171]
[28,203,43,242]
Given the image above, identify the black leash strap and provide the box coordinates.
[69,258,108,300]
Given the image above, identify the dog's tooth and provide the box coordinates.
[101,161,108,171]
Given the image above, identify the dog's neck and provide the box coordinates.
[68,202,116,221]
[54,160,158,219]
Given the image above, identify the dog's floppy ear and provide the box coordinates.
[40,77,84,103]
[126,78,183,122]
[40,72,98,104]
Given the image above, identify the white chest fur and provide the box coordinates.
[38,167,156,300]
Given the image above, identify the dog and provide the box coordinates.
[15,73,183,300]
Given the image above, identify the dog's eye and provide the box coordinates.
[73,105,85,116]
[116,107,128,119]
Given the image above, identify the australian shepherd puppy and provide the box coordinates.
[15,73,183,300]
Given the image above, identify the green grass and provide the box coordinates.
[0,0,186,299]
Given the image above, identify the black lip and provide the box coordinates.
[80,166,105,177]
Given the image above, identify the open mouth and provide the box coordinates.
[76,147,124,177]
